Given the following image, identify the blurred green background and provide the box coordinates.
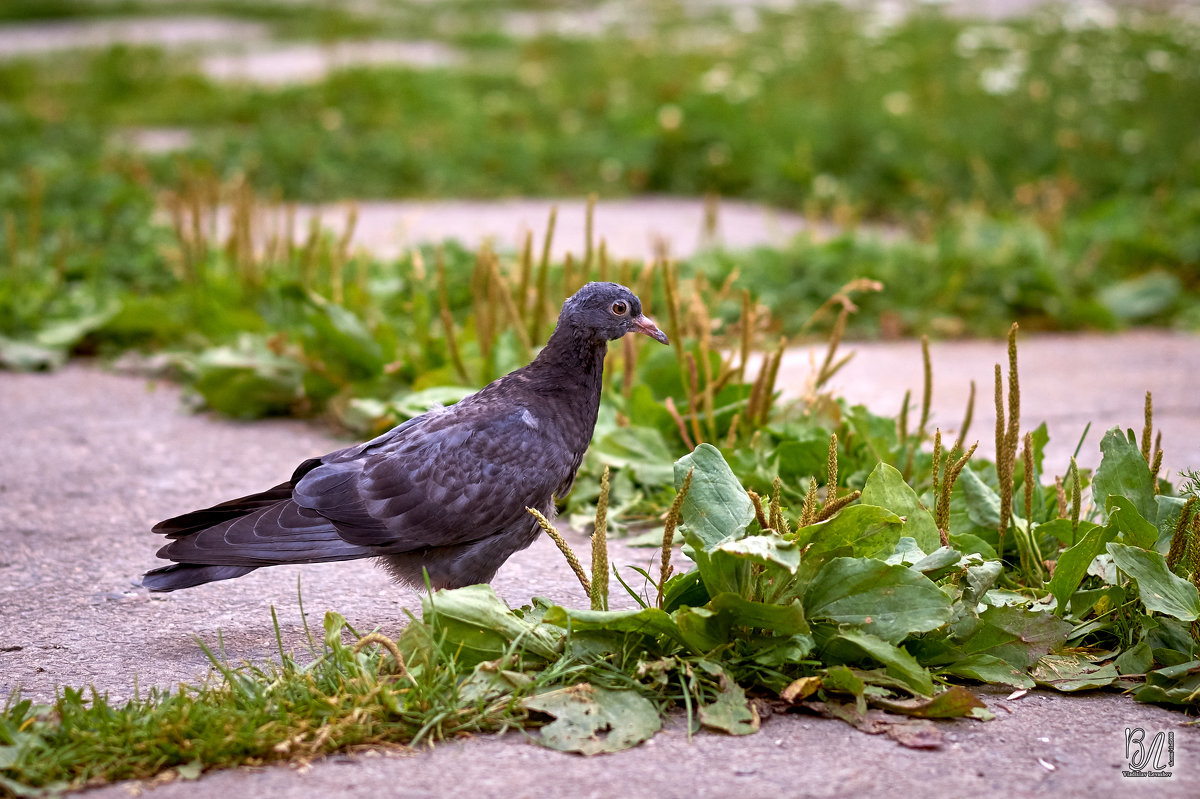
[2,0,1198,379]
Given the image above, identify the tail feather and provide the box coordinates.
[153,482,295,538]
[142,563,259,592]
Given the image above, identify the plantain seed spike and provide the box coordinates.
[528,507,590,596]
[1141,391,1154,464]
[749,490,769,530]
[1070,456,1081,540]
[823,433,839,513]
[1166,496,1196,573]
[591,466,610,611]
[659,469,693,608]
[800,477,819,528]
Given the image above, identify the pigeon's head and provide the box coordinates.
[559,282,669,345]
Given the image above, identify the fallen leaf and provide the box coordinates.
[781,676,822,703]
[523,683,661,755]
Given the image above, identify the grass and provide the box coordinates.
[1,2,1198,339]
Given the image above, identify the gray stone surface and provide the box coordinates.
[2,336,1198,797]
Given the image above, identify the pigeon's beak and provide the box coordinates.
[631,314,669,345]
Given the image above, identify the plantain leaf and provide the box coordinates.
[805,557,953,644]
[1092,428,1156,523]
[860,463,940,552]
[422,584,562,666]
[674,444,754,550]
[1108,543,1200,621]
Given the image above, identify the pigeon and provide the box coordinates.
[143,282,668,592]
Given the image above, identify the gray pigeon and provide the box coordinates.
[143,282,668,592]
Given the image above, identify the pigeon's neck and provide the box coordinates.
[531,323,609,392]
[524,322,609,433]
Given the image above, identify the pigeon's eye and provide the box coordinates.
[611,300,629,315]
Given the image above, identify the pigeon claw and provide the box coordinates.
[631,314,669,345]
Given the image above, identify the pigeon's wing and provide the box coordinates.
[155,497,373,566]
[293,404,572,552]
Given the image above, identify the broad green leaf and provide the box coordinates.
[747,633,816,666]
[542,606,684,645]
[660,570,708,613]
[674,444,754,550]
[957,606,1072,668]
[1047,521,1114,614]
[666,594,808,653]
[422,584,561,666]
[773,435,830,483]
[591,426,676,486]
[1134,660,1200,707]
[805,557,953,644]
[672,605,725,652]
[964,561,1003,606]
[300,294,385,379]
[711,533,800,573]
[909,547,965,578]
[706,593,809,635]
[1115,640,1153,676]
[958,467,1001,529]
[1035,518,1080,545]
[1098,271,1180,321]
[939,654,1035,689]
[949,532,997,560]
[1155,494,1189,554]
[791,505,905,560]
[190,339,306,418]
[1092,427,1156,522]
[683,532,749,599]
[821,664,866,699]
[390,386,474,418]
[1107,495,1158,550]
[826,628,934,696]
[1107,543,1200,621]
[860,463,940,551]
[524,684,661,754]
[0,336,66,371]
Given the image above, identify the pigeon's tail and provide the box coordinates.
[144,496,376,591]
[142,563,259,592]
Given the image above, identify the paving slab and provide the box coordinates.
[284,197,823,261]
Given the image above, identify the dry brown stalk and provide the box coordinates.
[531,206,556,344]
[435,248,471,384]
[664,396,696,450]
[955,382,976,453]
[918,335,932,440]
[487,253,533,360]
